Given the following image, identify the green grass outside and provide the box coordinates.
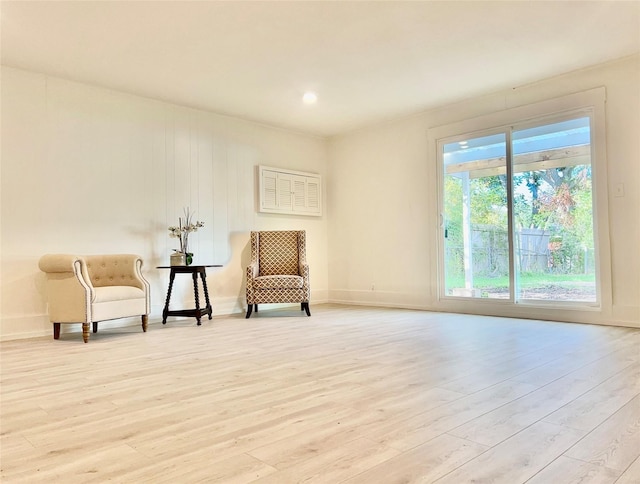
[447,272,595,290]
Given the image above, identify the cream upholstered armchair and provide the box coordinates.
[38,254,150,343]
[245,230,310,318]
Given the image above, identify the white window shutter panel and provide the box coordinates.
[307,179,320,210]
[293,176,306,209]
[262,170,277,210]
[278,174,293,209]
[258,166,322,216]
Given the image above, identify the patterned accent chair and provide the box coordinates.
[38,254,150,343]
[245,230,310,318]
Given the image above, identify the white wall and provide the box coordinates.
[1,67,328,340]
[2,56,638,341]
[327,55,640,327]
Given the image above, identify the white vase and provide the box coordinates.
[170,252,186,266]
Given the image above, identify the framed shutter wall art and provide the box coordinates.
[258,166,322,216]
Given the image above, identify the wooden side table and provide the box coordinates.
[156,265,222,325]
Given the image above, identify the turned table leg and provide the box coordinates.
[162,270,176,324]
[192,271,201,325]
[200,268,213,320]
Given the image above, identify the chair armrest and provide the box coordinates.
[39,254,93,323]
[299,262,309,280]
[39,254,93,291]
[247,262,259,279]
[246,262,259,304]
[38,254,82,274]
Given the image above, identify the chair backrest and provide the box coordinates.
[84,254,146,290]
[256,231,302,276]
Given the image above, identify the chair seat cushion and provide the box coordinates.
[93,286,146,303]
[254,275,303,290]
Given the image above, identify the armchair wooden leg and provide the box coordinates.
[93,322,98,333]
[141,315,148,332]
[255,304,258,313]
[302,302,311,317]
[82,323,90,343]
[245,305,253,318]
[53,323,61,340]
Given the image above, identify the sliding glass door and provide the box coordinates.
[440,114,597,305]
[443,133,509,299]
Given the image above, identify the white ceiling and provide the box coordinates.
[2,1,639,137]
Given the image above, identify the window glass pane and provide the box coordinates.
[511,117,596,302]
[443,133,509,299]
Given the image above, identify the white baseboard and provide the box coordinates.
[327,289,640,328]
[612,304,640,327]
[5,290,632,341]
[328,289,430,311]
[0,292,330,341]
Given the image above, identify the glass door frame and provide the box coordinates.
[438,127,515,302]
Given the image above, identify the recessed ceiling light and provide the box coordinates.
[303,92,317,104]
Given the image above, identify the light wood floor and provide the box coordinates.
[1,304,639,483]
